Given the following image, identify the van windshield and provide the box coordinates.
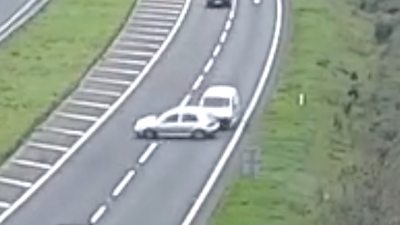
[203,97,230,107]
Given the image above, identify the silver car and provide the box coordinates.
[133,106,220,139]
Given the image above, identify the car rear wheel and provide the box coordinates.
[143,129,157,139]
[192,130,207,139]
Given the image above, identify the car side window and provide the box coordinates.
[163,114,179,123]
[182,114,198,123]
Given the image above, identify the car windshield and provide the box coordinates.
[203,97,230,107]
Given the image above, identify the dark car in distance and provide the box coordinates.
[206,0,231,8]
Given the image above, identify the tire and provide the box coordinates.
[192,130,207,139]
[143,129,157,139]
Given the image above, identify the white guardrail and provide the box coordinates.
[0,0,50,43]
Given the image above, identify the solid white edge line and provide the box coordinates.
[219,31,228,44]
[0,177,32,189]
[212,44,222,57]
[138,143,159,164]
[0,0,192,221]
[89,204,107,224]
[0,0,50,43]
[0,201,10,209]
[0,0,37,33]
[180,0,283,224]
[111,170,136,197]
[12,159,52,170]
[192,75,204,91]
[203,58,214,74]
[179,94,192,107]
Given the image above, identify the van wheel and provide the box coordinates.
[143,129,157,139]
[192,130,207,139]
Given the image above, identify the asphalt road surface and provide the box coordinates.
[2,0,280,224]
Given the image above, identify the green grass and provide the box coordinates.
[211,0,375,224]
[0,0,135,162]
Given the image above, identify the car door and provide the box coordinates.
[180,113,199,136]
[157,113,180,137]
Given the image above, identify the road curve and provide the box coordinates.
[2,0,283,224]
[0,0,48,43]
[0,0,28,25]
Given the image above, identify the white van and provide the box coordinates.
[199,85,241,130]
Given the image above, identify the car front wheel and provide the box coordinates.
[192,130,207,139]
[143,129,157,139]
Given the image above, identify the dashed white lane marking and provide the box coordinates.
[203,58,214,74]
[80,89,122,97]
[89,204,107,225]
[130,20,174,28]
[192,75,204,91]
[116,41,161,50]
[56,112,99,122]
[111,170,136,198]
[26,142,69,152]
[69,100,111,110]
[105,58,147,66]
[134,13,176,21]
[180,0,283,224]
[179,94,192,107]
[224,20,232,31]
[0,177,32,189]
[12,159,52,170]
[87,77,132,86]
[229,10,235,20]
[212,44,222,57]
[110,49,155,57]
[219,31,228,44]
[40,127,85,137]
[128,27,170,35]
[0,201,10,209]
[138,143,159,165]
[253,0,261,4]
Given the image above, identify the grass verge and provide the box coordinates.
[0,0,135,163]
[210,0,375,224]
